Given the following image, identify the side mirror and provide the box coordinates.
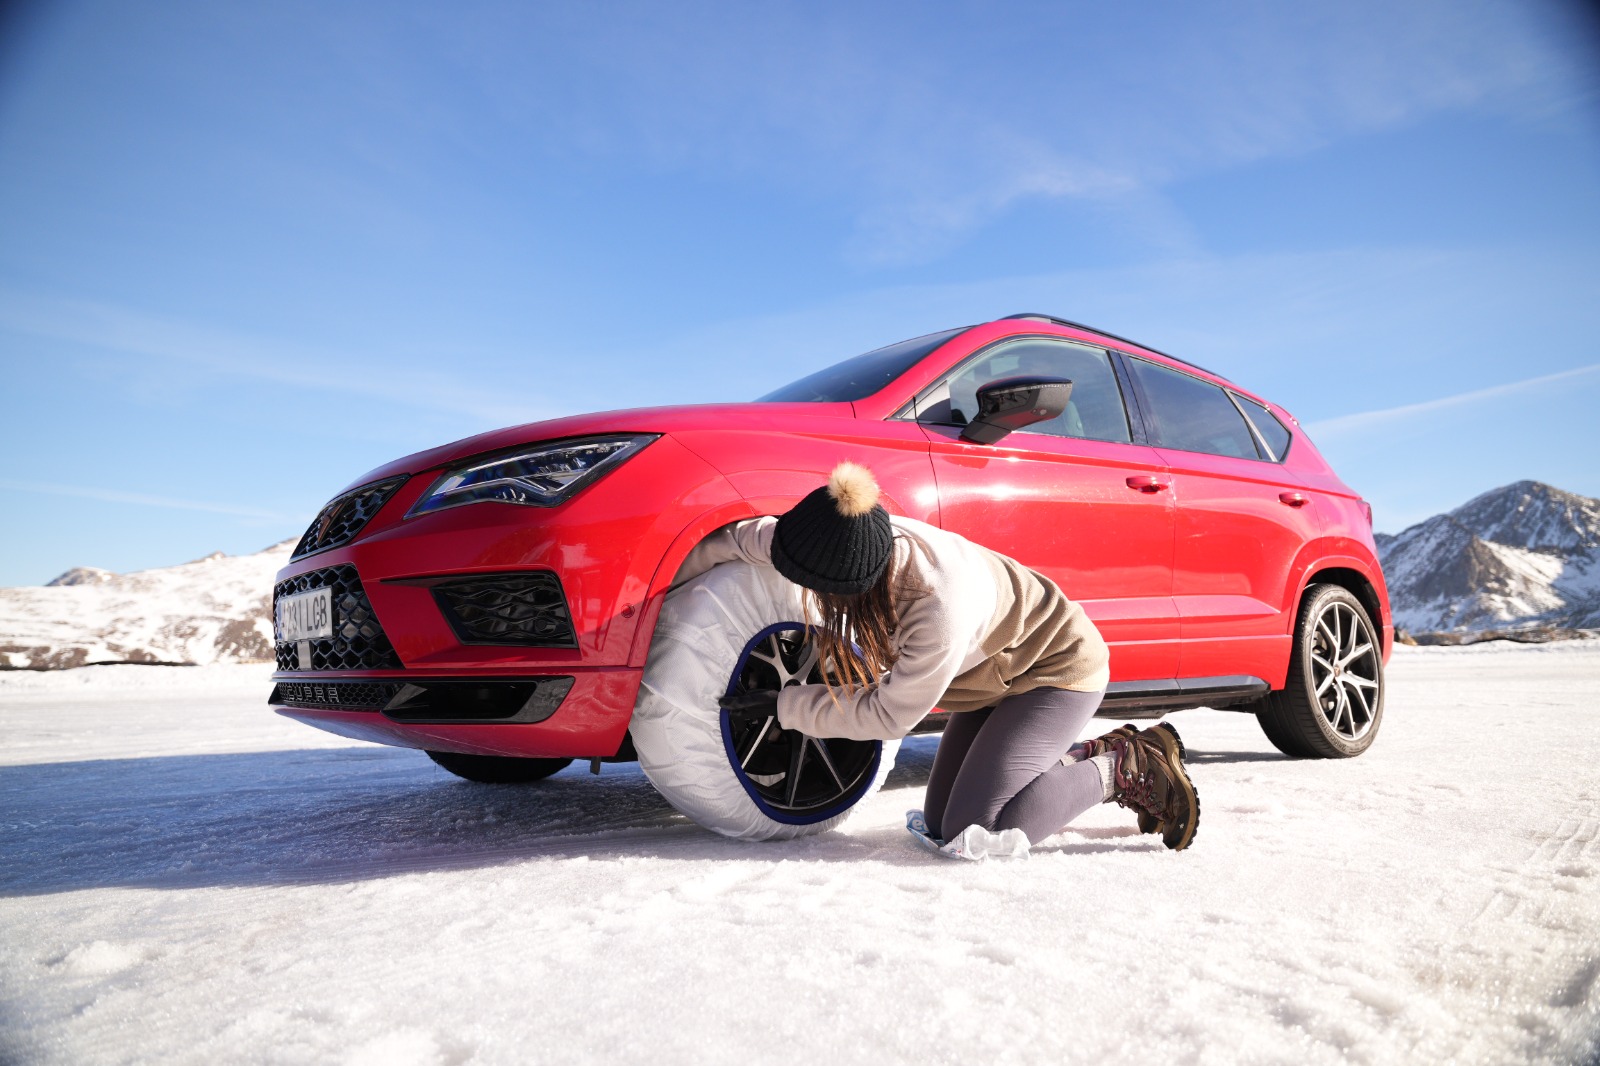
[959,376,1073,444]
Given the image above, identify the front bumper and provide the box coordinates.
[267,434,741,758]
[272,668,642,759]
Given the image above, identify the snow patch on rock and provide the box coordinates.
[1379,481,1600,637]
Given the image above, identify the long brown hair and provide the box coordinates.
[808,535,923,696]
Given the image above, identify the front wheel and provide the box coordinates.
[630,560,897,841]
[1256,584,1385,758]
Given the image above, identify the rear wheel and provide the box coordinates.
[425,751,573,783]
[1256,584,1384,758]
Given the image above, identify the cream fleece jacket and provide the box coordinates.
[675,515,1110,741]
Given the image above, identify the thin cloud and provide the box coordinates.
[0,478,294,522]
[0,290,545,425]
[452,1,1581,264]
[1307,362,1600,437]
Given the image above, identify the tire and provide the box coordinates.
[630,560,898,841]
[1256,584,1385,758]
[425,751,574,783]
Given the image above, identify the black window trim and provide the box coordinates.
[890,332,1138,447]
[1226,389,1295,464]
[1120,352,1286,464]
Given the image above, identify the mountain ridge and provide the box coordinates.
[0,540,294,670]
[1377,481,1600,638]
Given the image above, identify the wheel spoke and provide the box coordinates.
[1325,681,1346,729]
[1311,652,1336,674]
[792,641,821,684]
[1346,673,1379,690]
[739,714,775,768]
[808,737,846,790]
[1345,679,1372,725]
[1315,671,1335,696]
[784,730,807,807]
[1316,619,1338,652]
[1340,643,1374,668]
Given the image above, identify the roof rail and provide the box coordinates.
[1001,313,1222,379]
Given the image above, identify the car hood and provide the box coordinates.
[337,402,859,493]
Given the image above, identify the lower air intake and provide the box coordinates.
[431,572,577,647]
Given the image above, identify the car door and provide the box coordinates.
[904,335,1179,683]
[1121,355,1322,684]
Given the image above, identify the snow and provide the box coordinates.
[2,647,1598,1065]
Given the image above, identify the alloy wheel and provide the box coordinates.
[724,626,880,818]
[1308,600,1381,743]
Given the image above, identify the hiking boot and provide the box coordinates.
[1075,724,1138,758]
[1075,724,1161,836]
[1108,728,1200,851]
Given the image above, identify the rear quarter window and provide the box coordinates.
[1234,394,1293,461]
[1127,357,1262,460]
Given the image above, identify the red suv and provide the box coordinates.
[270,314,1391,839]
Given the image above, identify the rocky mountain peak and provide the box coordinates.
[1450,480,1600,553]
[1379,481,1600,637]
[46,567,115,587]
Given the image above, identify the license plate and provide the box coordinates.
[276,587,333,643]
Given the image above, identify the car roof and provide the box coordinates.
[999,313,1225,380]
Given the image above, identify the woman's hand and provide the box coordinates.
[718,689,780,721]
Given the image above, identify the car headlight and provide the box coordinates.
[406,434,658,516]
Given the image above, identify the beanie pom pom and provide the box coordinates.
[827,462,880,518]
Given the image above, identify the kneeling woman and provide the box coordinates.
[680,461,1200,851]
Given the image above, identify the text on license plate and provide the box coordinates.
[276,587,333,643]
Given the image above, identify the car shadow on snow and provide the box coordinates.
[0,736,958,895]
[1179,750,1291,764]
[0,733,1207,895]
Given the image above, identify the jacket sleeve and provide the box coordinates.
[775,594,968,741]
[671,516,777,590]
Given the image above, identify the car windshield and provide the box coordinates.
[756,327,970,403]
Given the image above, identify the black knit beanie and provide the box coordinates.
[771,462,893,595]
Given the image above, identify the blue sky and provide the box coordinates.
[1,0,1597,586]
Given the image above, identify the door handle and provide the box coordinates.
[1126,475,1170,493]
[1279,492,1308,508]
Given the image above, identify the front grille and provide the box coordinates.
[292,476,408,561]
[273,564,402,671]
[270,680,403,710]
[432,572,577,647]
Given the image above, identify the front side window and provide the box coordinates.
[913,338,1132,444]
[756,327,970,403]
[1127,357,1261,459]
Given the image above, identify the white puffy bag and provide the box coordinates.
[631,560,899,841]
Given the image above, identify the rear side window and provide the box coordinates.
[1128,357,1262,460]
[1234,394,1293,461]
[915,338,1132,444]
[757,327,970,403]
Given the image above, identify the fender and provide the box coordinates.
[628,499,763,668]
[1287,542,1394,660]
[626,472,926,669]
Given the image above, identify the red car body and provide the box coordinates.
[271,315,1391,760]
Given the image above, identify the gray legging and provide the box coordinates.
[922,687,1108,844]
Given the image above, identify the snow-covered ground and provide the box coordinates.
[2,645,1597,1065]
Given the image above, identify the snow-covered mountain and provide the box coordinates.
[1377,481,1600,637]
[0,541,294,670]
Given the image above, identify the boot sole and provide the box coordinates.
[1141,722,1200,851]
[1132,722,1188,836]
